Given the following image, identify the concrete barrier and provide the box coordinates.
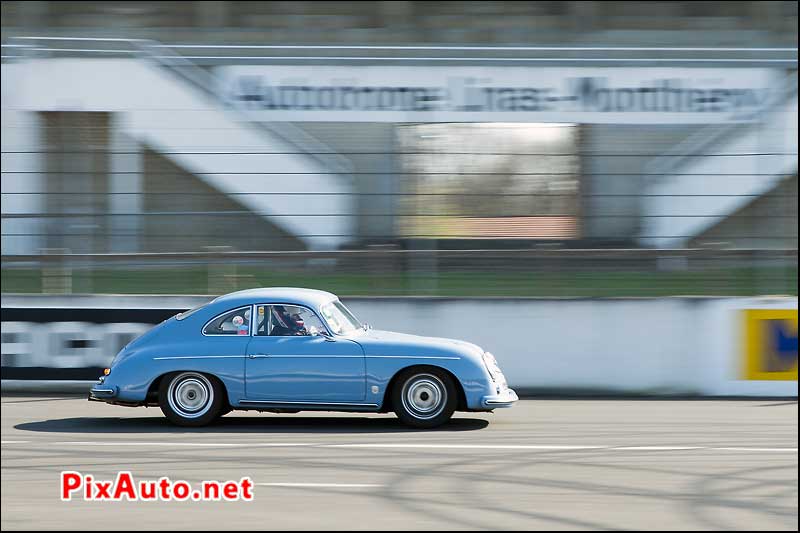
[346,296,797,397]
[2,294,796,397]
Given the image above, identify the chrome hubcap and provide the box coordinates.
[167,373,213,419]
[401,374,446,420]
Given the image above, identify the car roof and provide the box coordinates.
[211,287,338,310]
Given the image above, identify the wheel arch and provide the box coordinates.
[146,370,231,408]
[380,364,467,413]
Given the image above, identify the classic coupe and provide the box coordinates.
[89,288,517,428]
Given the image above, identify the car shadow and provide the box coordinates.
[14,415,489,434]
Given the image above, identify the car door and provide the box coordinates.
[244,304,366,402]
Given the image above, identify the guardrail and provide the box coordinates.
[3,247,798,263]
[2,248,797,297]
[3,38,798,65]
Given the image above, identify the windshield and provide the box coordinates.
[320,300,362,335]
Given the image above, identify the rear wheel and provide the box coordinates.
[159,372,224,427]
[392,367,457,429]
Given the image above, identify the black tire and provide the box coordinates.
[392,367,457,429]
[158,372,224,427]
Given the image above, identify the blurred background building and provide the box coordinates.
[1,1,797,296]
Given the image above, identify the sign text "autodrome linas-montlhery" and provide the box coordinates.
[228,76,769,116]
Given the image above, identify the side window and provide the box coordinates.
[203,306,251,336]
[255,305,326,337]
[255,305,270,336]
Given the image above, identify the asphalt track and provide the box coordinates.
[1,396,797,531]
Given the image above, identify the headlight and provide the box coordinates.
[482,351,500,380]
[482,352,508,389]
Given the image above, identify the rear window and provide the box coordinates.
[203,306,252,336]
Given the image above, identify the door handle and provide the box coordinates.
[248,354,269,359]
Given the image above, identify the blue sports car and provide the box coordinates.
[89,288,517,428]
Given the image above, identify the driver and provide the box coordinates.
[271,306,307,336]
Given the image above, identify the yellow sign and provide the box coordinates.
[742,309,798,381]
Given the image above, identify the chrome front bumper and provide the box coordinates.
[481,388,519,408]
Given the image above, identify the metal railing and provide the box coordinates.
[1,38,797,297]
[2,248,796,297]
[2,38,798,64]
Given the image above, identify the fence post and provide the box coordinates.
[206,246,236,295]
[40,248,71,294]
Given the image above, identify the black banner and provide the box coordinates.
[1,307,184,381]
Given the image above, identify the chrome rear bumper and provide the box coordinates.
[88,385,117,401]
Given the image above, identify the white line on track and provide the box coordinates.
[712,447,800,452]
[48,441,314,447]
[257,483,382,488]
[327,444,602,450]
[611,446,703,451]
[1,441,796,453]
[324,443,799,452]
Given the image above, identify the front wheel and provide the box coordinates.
[159,372,224,427]
[392,368,457,429]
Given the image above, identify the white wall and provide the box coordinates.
[345,297,797,396]
[641,90,798,248]
[0,59,355,250]
[0,106,43,255]
[2,295,796,396]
